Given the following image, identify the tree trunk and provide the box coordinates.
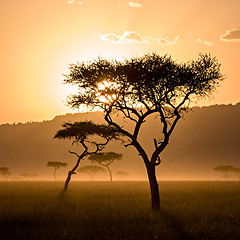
[147,164,160,211]
[106,166,112,182]
[64,170,76,191]
[63,152,86,192]
[54,168,57,181]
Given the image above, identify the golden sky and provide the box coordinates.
[1,0,240,124]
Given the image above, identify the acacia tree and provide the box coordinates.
[77,165,106,181]
[64,53,223,210]
[116,171,130,180]
[233,167,240,180]
[0,167,11,181]
[213,165,235,181]
[47,161,67,181]
[54,121,122,191]
[88,152,122,181]
[20,173,39,180]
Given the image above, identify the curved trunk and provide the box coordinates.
[63,152,86,192]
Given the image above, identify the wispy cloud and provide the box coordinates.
[129,2,143,8]
[67,0,83,4]
[196,38,213,46]
[100,31,149,44]
[156,36,179,46]
[220,29,240,42]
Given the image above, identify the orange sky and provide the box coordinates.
[1,0,240,124]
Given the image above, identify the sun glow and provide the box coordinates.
[97,81,118,103]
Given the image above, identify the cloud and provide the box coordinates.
[100,31,149,44]
[67,0,83,4]
[220,29,240,42]
[196,38,213,46]
[156,36,179,46]
[100,34,121,43]
[129,2,143,8]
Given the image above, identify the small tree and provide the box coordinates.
[88,152,122,181]
[47,161,67,181]
[213,165,235,181]
[77,165,106,181]
[54,121,122,191]
[232,167,240,180]
[116,171,130,180]
[20,173,39,180]
[64,53,223,210]
[0,167,11,181]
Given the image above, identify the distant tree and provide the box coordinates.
[88,152,122,181]
[63,53,224,210]
[77,165,106,181]
[47,161,67,181]
[116,171,130,180]
[0,167,11,181]
[213,165,235,181]
[232,167,240,180]
[20,173,39,180]
[54,121,122,191]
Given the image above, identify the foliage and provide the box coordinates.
[20,173,38,179]
[88,152,122,181]
[47,161,67,169]
[54,121,123,190]
[77,165,106,180]
[214,165,240,180]
[88,152,122,164]
[54,121,122,146]
[116,171,130,177]
[0,167,11,180]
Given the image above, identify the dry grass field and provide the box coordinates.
[0,181,240,240]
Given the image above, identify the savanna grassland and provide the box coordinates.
[0,181,240,240]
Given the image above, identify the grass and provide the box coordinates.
[0,181,240,240]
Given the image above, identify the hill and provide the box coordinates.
[0,104,239,180]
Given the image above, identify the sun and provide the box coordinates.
[97,80,118,103]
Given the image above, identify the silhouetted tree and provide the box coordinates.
[54,121,122,191]
[116,171,130,180]
[233,167,240,180]
[214,165,235,181]
[64,53,224,210]
[77,165,106,181]
[0,167,11,180]
[47,161,67,181]
[88,152,122,181]
[20,173,39,180]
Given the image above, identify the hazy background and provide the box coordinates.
[1,103,239,181]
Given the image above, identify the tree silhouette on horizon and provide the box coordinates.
[214,165,236,181]
[20,173,39,180]
[63,52,224,210]
[77,165,106,181]
[0,167,11,181]
[54,121,122,191]
[88,152,122,181]
[47,161,67,181]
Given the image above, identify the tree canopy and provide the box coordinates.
[88,152,122,181]
[63,53,224,210]
[54,121,122,190]
[77,165,106,180]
